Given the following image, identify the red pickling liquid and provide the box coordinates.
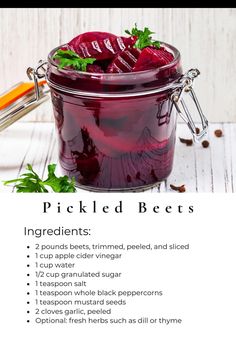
[47,43,182,190]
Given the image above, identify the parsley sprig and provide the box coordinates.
[125,23,161,50]
[3,164,76,193]
[53,49,96,71]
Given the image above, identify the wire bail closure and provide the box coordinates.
[26,60,48,101]
[171,68,208,142]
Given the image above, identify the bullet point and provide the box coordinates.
[27,265,30,267]
[27,283,30,286]
[27,274,30,276]
[27,255,30,258]
[27,246,30,249]
[27,311,30,314]
[27,320,30,323]
[27,302,30,304]
[27,292,30,295]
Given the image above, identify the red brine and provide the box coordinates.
[47,28,182,190]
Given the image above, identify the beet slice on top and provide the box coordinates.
[68,31,137,60]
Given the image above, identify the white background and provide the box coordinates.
[0,193,235,339]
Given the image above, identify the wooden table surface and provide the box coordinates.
[0,121,235,193]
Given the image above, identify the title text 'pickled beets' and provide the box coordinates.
[47,25,183,190]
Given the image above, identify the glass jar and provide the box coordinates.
[47,43,185,191]
[0,42,208,191]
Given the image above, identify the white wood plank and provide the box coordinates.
[0,123,54,192]
[222,123,234,193]
[0,123,37,192]
[191,127,213,193]
[60,9,84,45]
[230,124,236,193]
[108,8,123,35]
[166,123,197,193]
[20,123,55,178]
[0,8,61,93]
[208,123,227,192]
[0,122,235,193]
[82,8,111,34]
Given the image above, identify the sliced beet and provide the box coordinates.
[69,31,117,45]
[107,47,141,73]
[133,46,174,72]
[68,31,137,60]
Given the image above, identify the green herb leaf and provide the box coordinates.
[3,163,76,193]
[53,49,96,71]
[43,164,76,193]
[125,23,161,50]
